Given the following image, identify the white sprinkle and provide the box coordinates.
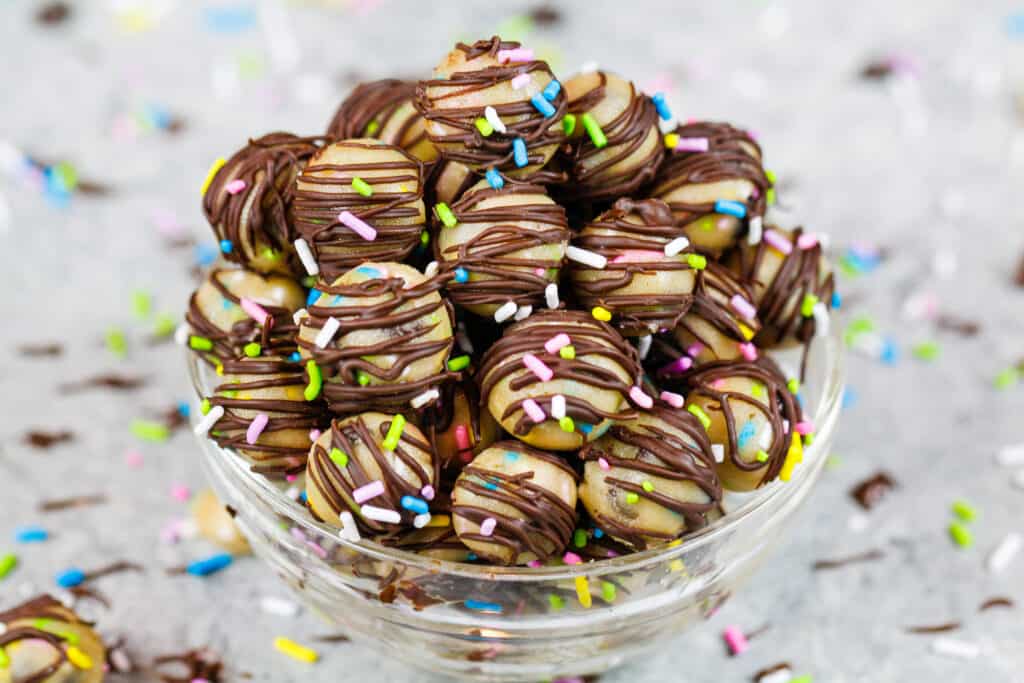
[657,117,677,133]
[551,394,567,419]
[109,649,132,673]
[566,245,607,269]
[413,513,432,529]
[514,304,533,321]
[314,316,340,348]
[711,444,725,463]
[424,260,439,278]
[285,486,301,501]
[0,622,5,636]
[637,335,652,360]
[930,637,980,660]
[292,308,309,325]
[664,236,690,257]
[747,216,764,245]
[758,669,792,683]
[580,61,599,74]
[986,532,1021,574]
[293,238,319,276]
[193,405,225,436]
[996,444,1024,467]
[410,388,440,409]
[782,419,790,434]
[339,511,361,541]
[847,513,870,533]
[456,322,474,353]
[361,505,401,524]
[260,596,301,617]
[545,283,560,309]
[484,106,507,134]
[494,300,518,323]
[174,323,190,347]
[54,588,76,609]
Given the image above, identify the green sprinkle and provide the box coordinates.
[106,327,128,357]
[329,448,349,468]
[994,367,1020,390]
[765,169,777,184]
[755,449,770,463]
[580,113,607,148]
[200,399,211,415]
[263,247,281,261]
[787,378,801,394]
[301,275,317,288]
[0,553,17,579]
[548,594,565,610]
[188,335,213,351]
[625,492,639,504]
[600,580,617,603]
[364,120,380,136]
[912,341,941,361]
[825,453,841,468]
[152,313,177,338]
[558,416,575,432]
[357,371,370,386]
[641,480,654,493]
[951,499,977,522]
[562,113,577,136]
[559,345,576,360]
[687,404,711,430]
[243,342,261,357]
[33,619,79,645]
[474,117,494,137]
[949,521,973,548]
[573,529,587,548]
[750,382,765,399]
[435,202,457,228]
[686,253,707,270]
[789,677,811,683]
[800,294,819,318]
[420,230,430,246]
[447,355,471,372]
[382,414,407,451]
[803,432,815,446]
[131,419,169,442]
[132,290,152,318]
[304,361,322,401]
[844,316,876,346]
[766,187,776,205]
[351,176,373,197]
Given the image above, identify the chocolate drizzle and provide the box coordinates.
[326,79,434,162]
[0,595,93,683]
[676,261,761,353]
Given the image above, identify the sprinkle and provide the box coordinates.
[545,283,560,309]
[55,567,85,588]
[597,457,611,471]
[551,394,567,419]
[261,596,300,617]
[382,414,407,451]
[514,304,533,321]
[454,425,472,452]
[591,306,612,322]
[949,521,973,548]
[912,341,941,361]
[987,532,1021,574]
[997,443,1024,466]
[171,484,191,502]
[647,92,671,121]
[799,294,819,318]
[930,637,980,660]
[352,481,386,505]
[328,448,348,468]
[187,553,232,576]
[951,499,977,522]
[293,238,319,276]
[200,158,226,195]
[410,388,439,408]
[351,176,373,197]
[313,317,340,349]
[497,47,534,63]
[580,113,607,148]
[738,342,759,361]
[522,398,546,423]
[660,390,684,408]
[730,294,757,320]
[748,216,764,244]
[756,449,771,463]
[492,300,516,323]
[544,333,571,355]
[484,105,507,133]
[661,356,693,374]
[763,229,793,254]
[511,73,531,89]
[219,239,233,254]
[193,405,224,436]
[339,511,360,542]
[274,637,319,663]
[413,513,432,528]
[641,480,655,493]
[426,514,450,529]
[303,361,321,400]
[0,553,17,579]
[559,416,575,432]
[663,132,679,148]
[599,581,618,604]
[714,199,747,218]
[629,386,653,409]
[638,335,652,360]
[686,253,707,270]
[66,645,93,670]
[813,302,831,336]
[400,496,429,515]
[478,517,497,537]
[664,236,690,256]
[787,378,801,394]
[675,137,710,152]
[337,210,377,241]
[687,405,711,430]
[723,626,749,655]
[563,551,582,565]
[188,335,213,352]
[994,367,1020,390]
[797,232,819,250]
[485,167,504,189]
[530,93,556,117]
[522,353,554,381]
[512,138,529,168]
[711,444,725,463]
[464,599,502,613]
[243,342,261,357]
[625,492,639,504]
[446,355,471,373]
[15,526,48,543]
[562,113,577,136]
[420,485,435,501]
[224,179,247,195]
[795,420,814,435]
[361,505,401,524]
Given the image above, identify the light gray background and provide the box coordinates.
[2,1,1023,681]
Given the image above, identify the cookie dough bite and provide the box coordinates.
[203,132,323,275]
[186,266,306,361]
[451,441,577,565]
[649,121,770,255]
[558,70,664,202]
[681,358,801,492]
[578,407,722,549]
[291,139,427,280]
[727,225,835,349]
[191,488,251,555]
[569,197,697,336]
[435,177,570,318]
[415,36,567,176]
[420,377,501,476]
[674,261,762,364]
[326,79,439,165]
[0,595,106,683]
[306,412,438,536]
[203,354,327,478]
[297,262,456,414]
[477,310,641,451]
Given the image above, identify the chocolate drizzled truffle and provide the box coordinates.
[419,377,500,476]
[297,262,457,414]
[451,441,577,565]
[680,358,802,491]
[477,309,641,450]
[291,139,426,280]
[0,594,106,683]
[415,37,567,176]
[306,412,438,535]
[569,197,696,335]
[558,71,664,202]
[435,177,569,317]
[203,132,324,275]
[648,121,770,254]
[674,261,762,364]
[578,408,722,549]
[326,79,438,165]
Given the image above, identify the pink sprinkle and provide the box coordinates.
[612,249,663,263]
[479,518,497,536]
[290,526,308,543]
[723,626,749,655]
[563,551,582,565]
[159,519,182,544]
[497,48,534,63]
[730,294,757,321]
[511,73,531,89]
[544,333,571,355]
[675,137,709,152]
[125,450,144,467]
[598,457,611,471]
[421,485,436,501]
[286,474,297,482]
[246,413,269,445]
[353,480,385,504]
[738,342,759,361]
[629,386,653,409]
[763,229,793,255]
[522,353,554,382]
[711,378,727,389]
[193,678,210,683]
[239,297,272,326]
[686,342,705,358]
[170,484,190,502]
[660,390,685,408]
[305,540,328,559]
[527,559,543,568]
[454,425,471,452]
[309,429,321,442]
[797,233,819,250]
[660,356,693,374]
[606,550,619,557]
[225,179,247,195]
[338,210,378,241]
[522,398,546,423]
[152,208,185,237]
[795,420,815,435]
[748,129,761,141]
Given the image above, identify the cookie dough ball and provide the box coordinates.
[570,198,697,336]
[292,139,427,280]
[558,71,664,202]
[0,595,106,683]
[326,79,438,165]
[297,262,456,414]
[682,358,801,491]
[649,121,770,254]
[727,226,835,349]
[203,132,323,275]
[477,310,641,451]
[204,355,327,478]
[578,408,722,549]
[186,266,305,361]
[451,441,577,565]
[415,37,566,176]
[436,178,569,317]
[674,262,762,364]
[420,378,500,474]
[306,412,438,536]
[190,488,251,555]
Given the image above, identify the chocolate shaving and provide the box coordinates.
[153,648,223,683]
[860,60,894,80]
[82,560,144,584]
[753,662,792,682]
[76,179,113,196]
[158,405,188,432]
[38,493,108,512]
[69,585,111,609]
[225,505,237,518]
[60,374,148,392]
[850,471,897,510]
[905,621,961,634]
[935,315,980,337]
[979,596,1014,611]
[166,117,187,134]
[812,549,884,571]
[17,342,63,357]
[1015,251,1024,287]
[744,623,772,640]
[24,429,74,449]
[36,1,70,24]
[313,633,350,643]
[529,5,561,25]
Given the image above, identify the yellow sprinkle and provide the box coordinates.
[779,432,804,482]
[274,637,319,663]
[667,539,682,549]
[591,306,612,322]
[66,646,93,670]
[669,558,686,573]
[574,576,592,608]
[200,157,226,196]
[663,133,679,149]
[426,514,451,528]
[738,323,755,341]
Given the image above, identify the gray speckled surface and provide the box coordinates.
[2,0,1024,681]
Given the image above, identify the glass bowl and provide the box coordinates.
[188,327,844,682]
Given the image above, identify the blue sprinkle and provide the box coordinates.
[737,421,756,449]
[56,568,85,588]
[332,295,344,305]
[485,168,504,189]
[195,243,218,266]
[177,402,190,418]
[542,79,561,102]
[204,6,257,33]
[15,526,48,543]
[1007,12,1024,36]
[221,298,233,310]
[483,481,499,491]
[400,496,429,515]
[145,103,172,129]
[454,267,469,283]
[288,351,301,362]
[530,93,556,118]
[504,450,520,462]
[219,239,233,254]
[356,266,382,278]
[298,491,308,503]
[186,553,233,577]
[831,292,842,309]
[651,92,672,121]
[464,599,503,613]
[589,420,613,439]
[466,552,478,561]
[593,528,604,539]
[714,199,747,218]
[880,338,899,365]
[512,138,528,168]
[306,288,321,306]
[578,422,593,434]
